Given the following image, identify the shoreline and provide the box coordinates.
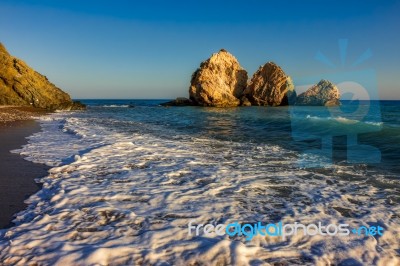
[0,105,49,123]
[0,108,50,228]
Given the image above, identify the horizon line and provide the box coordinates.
[73,98,400,101]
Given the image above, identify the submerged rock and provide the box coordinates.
[160,97,194,107]
[189,49,248,107]
[244,62,295,106]
[240,96,252,107]
[0,42,85,110]
[296,79,340,106]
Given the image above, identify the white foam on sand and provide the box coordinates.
[0,113,399,265]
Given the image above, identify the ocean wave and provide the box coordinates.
[306,115,383,126]
[365,121,384,126]
[0,112,398,265]
[101,104,131,107]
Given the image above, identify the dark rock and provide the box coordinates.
[69,101,86,110]
[280,89,297,106]
[160,97,194,107]
[240,96,252,107]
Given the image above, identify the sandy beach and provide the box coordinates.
[0,107,50,228]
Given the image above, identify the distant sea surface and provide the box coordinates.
[0,99,399,265]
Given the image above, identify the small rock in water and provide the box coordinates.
[160,97,194,107]
[296,79,340,106]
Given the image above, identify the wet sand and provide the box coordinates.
[0,117,50,228]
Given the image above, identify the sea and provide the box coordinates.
[0,99,399,265]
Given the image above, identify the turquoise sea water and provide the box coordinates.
[81,99,400,177]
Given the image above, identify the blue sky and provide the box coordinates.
[0,0,399,99]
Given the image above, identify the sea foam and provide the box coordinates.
[0,112,398,265]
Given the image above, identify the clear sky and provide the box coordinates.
[0,0,399,99]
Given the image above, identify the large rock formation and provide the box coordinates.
[0,43,84,110]
[244,62,295,106]
[296,79,340,106]
[189,49,248,107]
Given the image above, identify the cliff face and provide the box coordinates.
[0,43,84,110]
[244,62,295,106]
[296,79,340,106]
[189,49,248,107]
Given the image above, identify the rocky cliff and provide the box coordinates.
[0,43,84,110]
[244,62,295,106]
[189,49,248,107]
[296,79,340,106]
